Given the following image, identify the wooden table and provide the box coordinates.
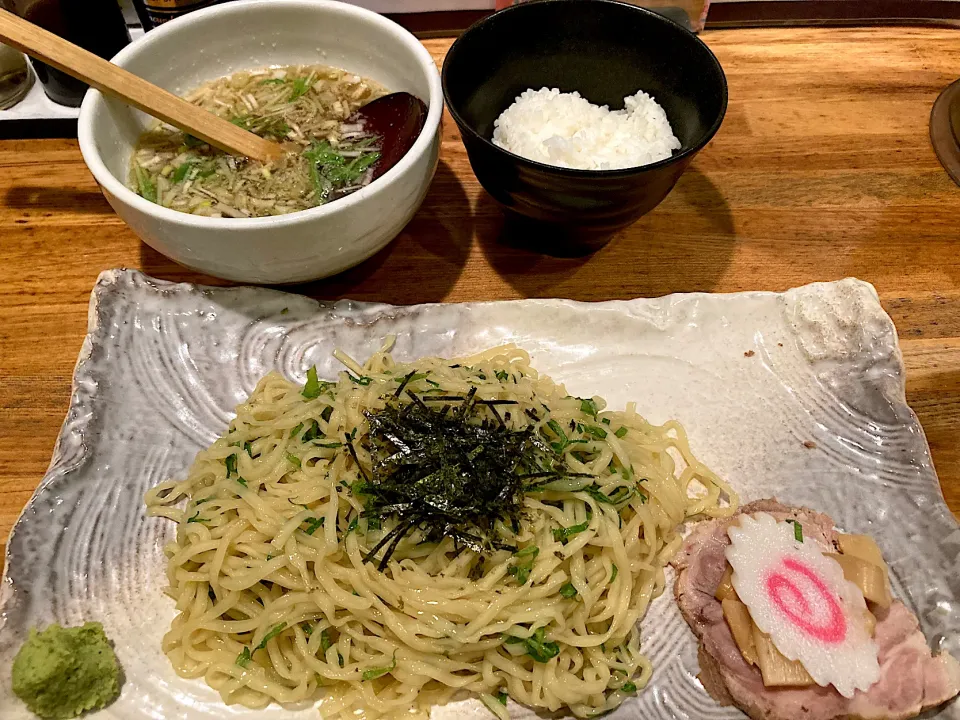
[2,27,960,555]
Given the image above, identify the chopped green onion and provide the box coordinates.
[361,651,397,681]
[560,583,578,599]
[235,647,251,668]
[583,425,608,440]
[290,422,304,438]
[236,477,248,487]
[787,519,803,542]
[552,520,590,543]
[288,73,313,101]
[134,165,157,202]
[303,517,324,535]
[225,453,237,477]
[610,564,619,583]
[172,161,195,183]
[286,453,302,469]
[255,622,287,651]
[622,681,637,693]
[614,426,628,439]
[302,366,323,399]
[522,627,560,663]
[580,398,598,417]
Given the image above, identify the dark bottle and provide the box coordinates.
[2,0,131,107]
[130,0,220,30]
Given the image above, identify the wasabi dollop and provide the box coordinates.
[12,622,120,719]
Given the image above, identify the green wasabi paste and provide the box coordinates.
[12,622,120,719]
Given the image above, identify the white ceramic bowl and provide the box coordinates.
[78,0,442,284]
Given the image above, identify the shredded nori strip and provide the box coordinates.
[358,390,578,570]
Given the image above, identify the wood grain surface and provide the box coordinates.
[2,28,960,562]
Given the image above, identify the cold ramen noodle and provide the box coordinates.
[145,342,737,719]
[130,64,386,218]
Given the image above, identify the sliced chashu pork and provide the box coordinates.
[672,499,960,720]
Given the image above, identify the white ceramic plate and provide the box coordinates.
[1,269,957,719]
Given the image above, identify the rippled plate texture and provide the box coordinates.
[1,269,957,720]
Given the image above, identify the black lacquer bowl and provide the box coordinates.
[442,0,728,253]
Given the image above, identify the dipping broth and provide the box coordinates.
[130,64,387,218]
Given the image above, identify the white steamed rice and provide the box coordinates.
[491,87,681,171]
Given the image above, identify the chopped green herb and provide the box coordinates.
[315,441,342,449]
[290,422,304,438]
[580,398,598,417]
[361,651,397,681]
[552,520,590,543]
[301,622,313,635]
[134,165,157,202]
[302,366,324,399]
[288,73,313,101]
[303,139,381,203]
[546,419,570,454]
[236,647,251,668]
[260,77,286,85]
[321,629,333,653]
[286,453,302,470]
[255,623,287,651]
[521,627,560,663]
[186,511,207,524]
[495,370,509,382]
[508,545,538,585]
[496,690,508,705]
[243,440,253,456]
[302,420,321,442]
[225,453,237,478]
[237,477,248,487]
[280,307,290,314]
[622,681,637,693]
[172,161,195,183]
[601,417,611,425]
[346,516,359,535]
[583,425,608,440]
[507,564,531,585]
[303,517,324,535]
[614,427,628,439]
[583,484,633,506]
[347,373,373,386]
[560,583,578,599]
[610,564,619,583]
[787,519,803,542]
[367,516,381,531]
